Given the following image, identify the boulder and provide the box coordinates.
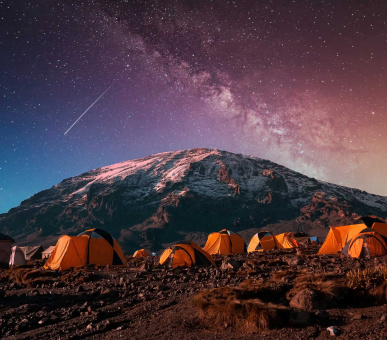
[289,288,321,311]
[220,258,242,271]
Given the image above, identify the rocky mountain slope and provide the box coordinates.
[1,148,386,252]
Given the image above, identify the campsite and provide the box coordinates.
[0,221,386,339]
[2,0,387,338]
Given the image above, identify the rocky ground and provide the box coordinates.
[0,247,386,339]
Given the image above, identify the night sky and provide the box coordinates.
[1,1,386,213]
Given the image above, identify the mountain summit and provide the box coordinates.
[1,148,386,252]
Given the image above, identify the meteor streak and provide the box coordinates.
[64,81,116,135]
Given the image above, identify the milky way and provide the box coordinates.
[1,0,386,213]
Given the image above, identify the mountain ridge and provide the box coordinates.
[1,148,386,252]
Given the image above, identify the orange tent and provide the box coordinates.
[317,224,367,255]
[160,241,215,268]
[360,216,385,228]
[44,228,126,270]
[274,232,298,249]
[343,228,387,258]
[203,229,246,255]
[133,249,151,258]
[247,231,277,252]
[371,222,387,238]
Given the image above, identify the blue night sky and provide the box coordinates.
[1,0,386,213]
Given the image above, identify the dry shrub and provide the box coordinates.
[0,268,61,287]
[239,278,263,289]
[345,265,387,303]
[345,265,387,289]
[272,268,296,281]
[193,287,287,333]
[285,269,345,307]
[22,269,61,287]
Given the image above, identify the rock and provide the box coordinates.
[86,323,93,331]
[38,319,48,325]
[289,289,320,311]
[76,285,84,293]
[326,326,340,336]
[286,257,303,266]
[220,258,242,271]
[351,313,364,320]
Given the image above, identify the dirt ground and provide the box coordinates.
[0,248,386,339]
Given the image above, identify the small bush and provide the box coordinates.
[193,287,288,333]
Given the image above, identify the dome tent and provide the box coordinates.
[0,233,14,269]
[9,246,26,266]
[42,246,55,259]
[342,228,387,258]
[203,229,246,255]
[318,224,367,255]
[247,231,277,252]
[133,249,151,258]
[360,216,387,237]
[20,245,43,260]
[44,228,126,270]
[274,232,298,249]
[160,241,215,268]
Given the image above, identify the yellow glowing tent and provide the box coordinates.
[247,231,277,252]
[203,229,246,255]
[371,222,387,238]
[160,241,215,268]
[44,228,126,270]
[318,224,367,255]
[342,228,387,258]
[133,249,151,258]
[274,232,298,249]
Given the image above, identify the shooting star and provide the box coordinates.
[64,80,116,135]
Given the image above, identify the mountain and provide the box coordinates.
[1,148,386,252]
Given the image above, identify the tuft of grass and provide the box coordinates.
[345,265,387,290]
[193,287,287,333]
[285,269,344,304]
[345,265,387,303]
[0,268,61,287]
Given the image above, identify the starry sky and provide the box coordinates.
[1,0,386,213]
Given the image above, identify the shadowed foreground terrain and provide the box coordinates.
[0,248,386,339]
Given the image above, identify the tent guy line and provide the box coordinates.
[64,80,116,136]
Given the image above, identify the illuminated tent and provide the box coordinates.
[247,231,277,252]
[360,216,385,228]
[342,228,387,258]
[359,216,387,238]
[317,224,367,255]
[44,228,126,270]
[203,229,246,255]
[133,249,151,258]
[0,233,14,269]
[274,232,298,249]
[160,241,215,268]
[370,222,387,238]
